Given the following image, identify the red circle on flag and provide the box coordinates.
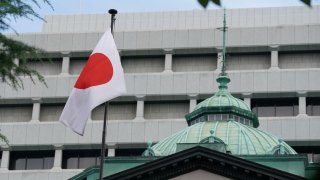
[75,53,114,89]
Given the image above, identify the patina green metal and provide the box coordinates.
[185,74,259,127]
[185,10,259,128]
[221,8,228,76]
[148,121,297,156]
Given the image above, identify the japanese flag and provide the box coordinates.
[59,29,126,135]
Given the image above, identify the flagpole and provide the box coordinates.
[99,8,117,180]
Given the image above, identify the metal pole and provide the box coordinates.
[99,9,117,180]
[221,8,227,76]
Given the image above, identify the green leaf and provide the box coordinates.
[211,0,221,6]
[198,0,209,8]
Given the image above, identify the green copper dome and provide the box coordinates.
[185,75,259,128]
[149,121,297,156]
[194,76,250,112]
[145,11,297,159]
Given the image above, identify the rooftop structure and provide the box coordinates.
[0,5,320,180]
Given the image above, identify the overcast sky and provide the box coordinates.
[6,0,320,33]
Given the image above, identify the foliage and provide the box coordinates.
[197,0,311,8]
[0,34,47,89]
[0,131,9,146]
[0,0,53,89]
[0,0,53,145]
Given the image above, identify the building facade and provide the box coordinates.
[0,5,320,180]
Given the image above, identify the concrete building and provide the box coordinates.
[0,5,320,180]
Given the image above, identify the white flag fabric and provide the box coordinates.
[59,29,126,135]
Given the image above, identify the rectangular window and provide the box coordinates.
[121,55,164,73]
[9,151,54,170]
[227,53,270,70]
[307,97,320,116]
[144,101,189,120]
[279,52,320,69]
[0,104,33,123]
[292,146,320,163]
[251,98,298,117]
[40,104,65,122]
[172,54,217,72]
[62,150,101,169]
[92,102,136,120]
[115,148,146,157]
[26,58,62,75]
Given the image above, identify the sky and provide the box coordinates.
[6,0,320,33]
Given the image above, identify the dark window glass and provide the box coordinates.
[27,157,43,170]
[62,150,101,169]
[9,151,54,170]
[251,98,298,117]
[115,148,145,157]
[292,146,320,163]
[307,97,320,116]
[14,158,26,170]
[258,106,275,117]
[44,157,54,169]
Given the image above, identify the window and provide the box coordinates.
[172,54,217,72]
[92,102,136,120]
[26,58,62,75]
[251,98,298,117]
[121,55,164,73]
[0,104,33,123]
[292,146,320,163]
[227,53,270,70]
[307,97,320,116]
[62,150,101,169]
[9,151,54,170]
[40,104,65,122]
[115,148,146,157]
[144,101,189,120]
[279,52,320,69]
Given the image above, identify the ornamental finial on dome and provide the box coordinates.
[221,8,228,76]
[216,8,230,90]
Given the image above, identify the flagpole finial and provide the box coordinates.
[108,9,117,15]
[108,9,117,35]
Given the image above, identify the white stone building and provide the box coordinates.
[0,5,320,180]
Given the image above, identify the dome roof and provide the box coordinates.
[150,121,297,156]
[147,15,296,158]
[185,75,259,127]
[194,90,250,112]
[195,75,250,112]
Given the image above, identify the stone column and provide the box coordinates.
[30,98,41,123]
[0,146,10,171]
[298,91,307,116]
[270,45,280,70]
[243,93,252,109]
[164,49,173,73]
[107,144,116,157]
[189,94,198,113]
[61,52,71,75]
[52,145,63,171]
[134,95,145,121]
